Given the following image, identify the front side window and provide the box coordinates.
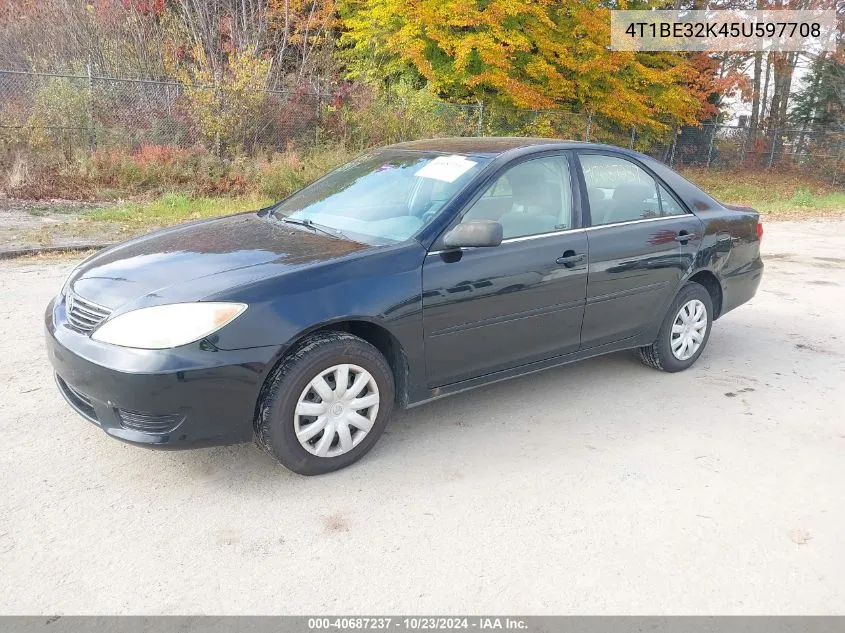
[580,154,673,226]
[459,155,573,240]
[271,150,488,244]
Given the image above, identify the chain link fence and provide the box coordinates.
[0,69,329,156]
[650,123,844,183]
[1,69,843,184]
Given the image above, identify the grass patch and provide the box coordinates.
[85,193,273,231]
[762,190,845,216]
[72,148,356,236]
[679,168,845,220]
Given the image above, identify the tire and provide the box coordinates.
[255,331,395,475]
[638,281,714,373]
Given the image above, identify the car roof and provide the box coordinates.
[386,137,595,157]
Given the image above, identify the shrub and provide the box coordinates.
[80,144,203,192]
[325,81,475,149]
[259,146,356,200]
[24,77,90,159]
[177,48,272,156]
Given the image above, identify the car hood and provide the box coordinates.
[68,212,370,308]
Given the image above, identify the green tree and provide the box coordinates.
[791,53,844,134]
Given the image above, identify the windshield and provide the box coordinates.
[271,149,489,244]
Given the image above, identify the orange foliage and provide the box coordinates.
[268,0,337,50]
[341,0,711,133]
[690,53,750,120]
[132,144,191,167]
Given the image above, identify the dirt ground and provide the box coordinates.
[0,220,844,614]
[0,199,119,251]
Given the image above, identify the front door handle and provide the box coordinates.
[674,231,696,243]
[556,252,586,267]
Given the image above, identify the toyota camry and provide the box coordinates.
[46,138,764,474]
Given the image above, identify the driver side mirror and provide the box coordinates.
[443,220,503,249]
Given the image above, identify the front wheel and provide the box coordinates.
[256,331,394,475]
[638,282,714,372]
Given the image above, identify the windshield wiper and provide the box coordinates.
[276,216,349,241]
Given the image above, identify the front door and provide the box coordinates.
[577,151,703,349]
[422,153,588,387]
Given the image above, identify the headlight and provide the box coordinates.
[91,302,247,349]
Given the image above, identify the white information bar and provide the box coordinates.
[611,10,837,52]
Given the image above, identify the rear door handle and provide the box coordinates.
[556,253,586,266]
[674,231,696,243]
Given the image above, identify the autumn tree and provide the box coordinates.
[338,0,710,135]
[0,0,338,90]
[0,0,170,76]
[267,0,339,84]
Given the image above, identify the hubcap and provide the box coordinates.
[294,364,379,458]
[670,299,708,361]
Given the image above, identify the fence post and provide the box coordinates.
[629,126,635,150]
[833,141,845,186]
[477,100,484,137]
[584,112,592,142]
[86,61,96,153]
[768,126,778,168]
[669,132,677,167]
[315,87,322,147]
[213,68,223,157]
[706,123,716,168]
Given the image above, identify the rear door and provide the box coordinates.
[421,152,588,386]
[576,151,703,349]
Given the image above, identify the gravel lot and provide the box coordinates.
[0,200,117,253]
[1,220,844,615]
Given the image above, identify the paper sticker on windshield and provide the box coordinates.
[415,155,477,183]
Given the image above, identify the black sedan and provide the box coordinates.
[46,138,764,474]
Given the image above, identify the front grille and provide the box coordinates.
[56,375,98,422]
[66,291,111,333]
[117,409,184,435]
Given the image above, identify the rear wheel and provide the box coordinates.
[256,331,394,475]
[638,282,713,373]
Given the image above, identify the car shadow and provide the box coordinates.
[170,318,801,485]
[173,350,650,482]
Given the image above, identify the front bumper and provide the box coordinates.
[45,295,281,448]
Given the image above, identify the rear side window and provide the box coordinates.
[580,154,682,226]
[658,184,686,216]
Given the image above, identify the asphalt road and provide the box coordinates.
[1,220,844,614]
